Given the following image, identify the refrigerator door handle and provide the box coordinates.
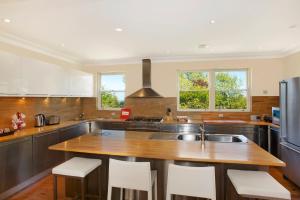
[280,81,287,138]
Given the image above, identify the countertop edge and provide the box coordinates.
[0,120,89,143]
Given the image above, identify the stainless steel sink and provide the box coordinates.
[150,133,247,143]
[205,134,247,143]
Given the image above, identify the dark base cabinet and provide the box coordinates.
[270,127,281,158]
[59,123,89,142]
[0,122,91,199]
[33,130,64,174]
[91,121,126,132]
[0,137,33,194]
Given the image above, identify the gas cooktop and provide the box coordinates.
[125,117,163,123]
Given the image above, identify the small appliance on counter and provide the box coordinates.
[272,107,280,125]
[45,115,60,125]
[0,128,15,137]
[250,115,260,121]
[176,116,189,123]
[262,115,272,123]
[120,108,131,120]
[163,108,174,122]
[35,114,46,127]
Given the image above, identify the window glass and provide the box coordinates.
[178,70,249,111]
[99,74,125,109]
[178,72,209,110]
[215,71,248,110]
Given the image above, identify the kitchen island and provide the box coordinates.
[49,130,284,200]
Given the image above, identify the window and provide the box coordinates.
[215,70,248,110]
[98,73,125,110]
[179,71,209,110]
[178,69,249,111]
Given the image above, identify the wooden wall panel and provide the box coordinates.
[0,96,278,129]
[0,97,82,129]
[82,96,279,120]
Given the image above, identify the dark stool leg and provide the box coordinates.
[81,178,86,200]
[53,175,57,200]
[98,167,102,200]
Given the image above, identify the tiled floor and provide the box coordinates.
[7,167,300,200]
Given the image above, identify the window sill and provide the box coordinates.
[97,108,122,111]
[178,109,250,113]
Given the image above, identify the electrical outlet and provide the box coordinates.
[263,90,268,95]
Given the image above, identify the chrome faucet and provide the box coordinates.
[199,123,206,144]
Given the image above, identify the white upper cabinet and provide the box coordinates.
[0,51,94,97]
[21,57,53,96]
[47,65,70,96]
[0,50,22,95]
[69,69,94,97]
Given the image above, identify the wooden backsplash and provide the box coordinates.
[0,97,82,129]
[0,96,278,128]
[82,96,279,120]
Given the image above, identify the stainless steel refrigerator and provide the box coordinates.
[280,77,300,187]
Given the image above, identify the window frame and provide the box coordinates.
[97,72,126,110]
[177,70,211,112]
[177,68,251,112]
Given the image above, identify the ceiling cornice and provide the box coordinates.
[84,51,294,66]
[0,30,83,65]
[0,30,299,67]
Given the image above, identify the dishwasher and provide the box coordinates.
[270,126,281,158]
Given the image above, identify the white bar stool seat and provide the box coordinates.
[107,158,157,200]
[52,157,102,200]
[227,169,291,200]
[166,164,216,200]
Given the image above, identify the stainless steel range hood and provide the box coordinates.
[127,59,162,98]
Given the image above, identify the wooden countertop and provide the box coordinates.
[203,120,280,128]
[1,118,280,143]
[49,131,285,167]
[0,120,88,143]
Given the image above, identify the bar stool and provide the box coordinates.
[166,164,216,200]
[227,169,291,200]
[52,157,102,200]
[107,158,158,200]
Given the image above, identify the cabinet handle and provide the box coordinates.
[25,94,49,96]
[0,93,21,96]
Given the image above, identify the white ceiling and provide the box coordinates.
[0,0,299,65]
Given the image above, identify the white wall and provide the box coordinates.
[283,51,300,79]
[85,58,285,97]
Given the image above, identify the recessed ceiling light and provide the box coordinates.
[115,28,123,32]
[3,18,11,23]
[198,44,208,49]
[210,20,216,24]
[60,43,65,47]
